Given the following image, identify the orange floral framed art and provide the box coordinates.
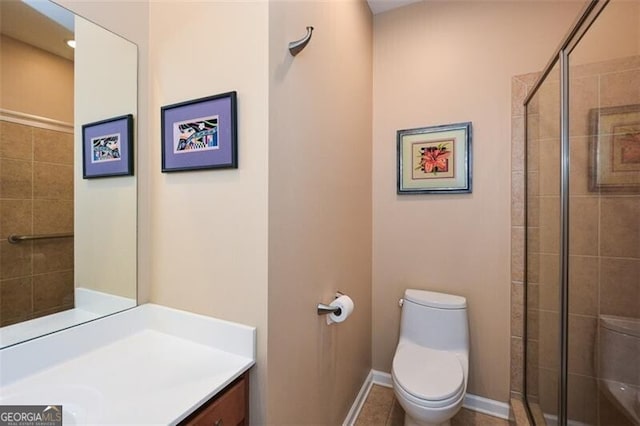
[397,122,472,194]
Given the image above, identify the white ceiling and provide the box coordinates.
[367,0,421,15]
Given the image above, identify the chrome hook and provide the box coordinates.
[289,26,314,56]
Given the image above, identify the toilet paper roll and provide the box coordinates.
[327,295,355,325]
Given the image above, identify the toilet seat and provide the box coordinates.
[392,342,465,405]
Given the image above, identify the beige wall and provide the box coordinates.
[146,2,269,424]
[372,0,583,402]
[267,0,372,424]
[0,35,73,123]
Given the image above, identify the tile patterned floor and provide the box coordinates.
[354,385,512,426]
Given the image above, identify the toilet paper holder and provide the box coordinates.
[317,292,344,316]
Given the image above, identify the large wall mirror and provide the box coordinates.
[0,0,137,348]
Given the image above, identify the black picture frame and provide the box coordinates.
[82,114,134,179]
[161,92,238,172]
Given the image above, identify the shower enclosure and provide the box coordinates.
[523,0,640,424]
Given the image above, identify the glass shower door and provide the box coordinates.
[525,62,562,424]
[567,1,640,424]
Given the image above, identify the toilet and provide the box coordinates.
[392,289,469,426]
[597,314,640,424]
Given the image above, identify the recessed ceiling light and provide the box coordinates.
[66,39,76,49]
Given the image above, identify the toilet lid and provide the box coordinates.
[392,342,464,401]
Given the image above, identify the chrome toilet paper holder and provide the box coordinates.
[317,291,344,316]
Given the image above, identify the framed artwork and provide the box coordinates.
[161,92,237,172]
[82,114,134,179]
[590,104,640,192]
[397,122,472,194]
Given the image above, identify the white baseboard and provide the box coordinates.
[463,393,511,420]
[342,370,374,426]
[344,369,511,425]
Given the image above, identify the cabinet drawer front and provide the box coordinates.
[186,378,246,426]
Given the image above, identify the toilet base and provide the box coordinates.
[404,415,451,426]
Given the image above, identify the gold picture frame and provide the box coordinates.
[590,104,640,193]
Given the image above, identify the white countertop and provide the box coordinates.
[0,304,256,425]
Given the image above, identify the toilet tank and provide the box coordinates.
[399,289,469,352]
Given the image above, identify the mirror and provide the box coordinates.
[0,0,137,348]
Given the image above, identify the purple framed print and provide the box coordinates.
[82,114,134,179]
[161,92,237,172]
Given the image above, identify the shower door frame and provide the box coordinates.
[522,0,610,424]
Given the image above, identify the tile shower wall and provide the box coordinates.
[0,120,74,327]
[511,55,640,425]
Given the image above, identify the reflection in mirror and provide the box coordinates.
[0,0,137,348]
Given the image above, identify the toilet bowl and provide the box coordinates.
[392,289,469,426]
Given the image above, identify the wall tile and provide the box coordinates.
[33,271,74,313]
[568,255,598,316]
[539,310,560,370]
[567,374,597,425]
[600,197,640,259]
[512,78,528,117]
[526,249,539,284]
[34,162,74,200]
[600,257,640,317]
[538,367,558,416]
[567,314,596,377]
[512,171,524,226]
[527,308,539,341]
[569,136,592,196]
[600,68,640,108]
[539,197,560,254]
[538,139,560,196]
[526,339,539,397]
[511,337,524,393]
[512,227,525,282]
[537,80,560,140]
[0,158,33,199]
[571,56,640,80]
[33,129,74,165]
[538,253,559,312]
[512,115,525,172]
[0,122,33,161]
[0,240,32,280]
[569,197,599,256]
[0,199,33,238]
[527,283,540,312]
[0,277,32,325]
[33,199,73,234]
[526,115,540,172]
[511,282,524,338]
[568,74,598,138]
[32,238,74,275]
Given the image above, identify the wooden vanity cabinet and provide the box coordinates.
[180,372,249,426]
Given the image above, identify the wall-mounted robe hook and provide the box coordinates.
[288,26,314,56]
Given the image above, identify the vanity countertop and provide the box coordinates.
[0,304,256,425]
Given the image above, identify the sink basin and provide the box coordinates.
[0,385,103,425]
